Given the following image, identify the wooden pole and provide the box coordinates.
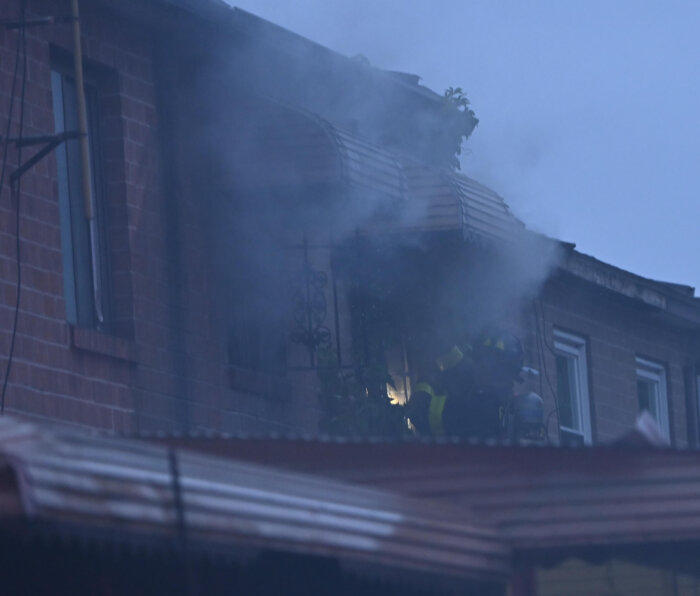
[70,0,93,220]
[71,0,104,324]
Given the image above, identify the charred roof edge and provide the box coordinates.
[132,1,447,106]
[560,249,700,326]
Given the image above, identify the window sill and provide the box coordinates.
[227,365,291,400]
[69,325,137,364]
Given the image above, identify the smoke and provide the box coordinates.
[172,8,564,382]
[440,232,564,336]
[379,231,565,359]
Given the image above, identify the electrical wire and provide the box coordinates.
[533,304,554,440]
[536,298,560,358]
[533,307,544,399]
[535,300,563,424]
[0,7,23,218]
[533,299,562,444]
[535,302,558,406]
[1,0,28,414]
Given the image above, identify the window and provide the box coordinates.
[51,66,112,332]
[636,357,669,440]
[228,288,288,375]
[553,330,592,445]
[227,239,289,376]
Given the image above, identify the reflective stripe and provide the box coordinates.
[415,382,447,436]
[429,394,447,437]
[435,345,463,372]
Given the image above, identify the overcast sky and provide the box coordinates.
[229,0,700,292]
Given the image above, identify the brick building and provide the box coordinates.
[0,0,699,447]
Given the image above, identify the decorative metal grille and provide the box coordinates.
[290,234,331,367]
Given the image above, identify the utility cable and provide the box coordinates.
[0,5,23,218]
[533,306,544,399]
[1,0,28,414]
[533,300,562,444]
[533,303,553,438]
[536,299,560,358]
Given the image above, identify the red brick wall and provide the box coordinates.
[0,0,322,435]
[0,0,148,431]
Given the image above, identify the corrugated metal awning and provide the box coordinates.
[223,98,523,243]
[0,417,509,585]
[167,436,700,554]
[381,165,525,242]
[223,100,405,201]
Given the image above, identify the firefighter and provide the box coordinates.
[406,328,525,440]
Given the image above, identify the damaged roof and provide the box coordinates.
[104,0,449,106]
[560,248,700,327]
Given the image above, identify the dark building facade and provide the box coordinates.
[0,0,699,447]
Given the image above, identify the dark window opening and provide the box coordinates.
[227,248,290,377]
[555,353,575,429]
[638,379,654,415]
[228,300,288,375]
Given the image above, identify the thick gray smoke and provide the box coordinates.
[181,10,564,375]
[433,232,564,342]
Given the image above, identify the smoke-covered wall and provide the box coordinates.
[200,11,477,170]
[157,9,565,428]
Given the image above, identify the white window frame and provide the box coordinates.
[636,357,670,440]
[553,329,592,445]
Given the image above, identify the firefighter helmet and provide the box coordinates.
[474,328,524,378]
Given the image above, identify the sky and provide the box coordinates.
[228,0,700,292]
